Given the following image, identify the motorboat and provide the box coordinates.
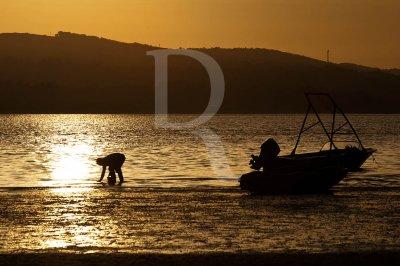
[239,93,376,194]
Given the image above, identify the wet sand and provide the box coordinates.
[0,186,399,264]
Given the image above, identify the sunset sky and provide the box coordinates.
[1,0,399,68]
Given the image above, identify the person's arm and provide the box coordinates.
[117,169,124,184]
[98,166,106,182]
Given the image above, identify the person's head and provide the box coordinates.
[96,157,105,166]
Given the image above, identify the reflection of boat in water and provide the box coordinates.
[240,93,376,194]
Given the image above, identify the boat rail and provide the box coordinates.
[291,93,365,155]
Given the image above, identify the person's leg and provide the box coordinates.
[116,168,124,183]
[108,167,117,185]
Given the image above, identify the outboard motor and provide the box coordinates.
[260,138,281,161]
[250,138,280,170]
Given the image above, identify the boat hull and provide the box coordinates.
[240,166,347,195]
[282,147,376,172]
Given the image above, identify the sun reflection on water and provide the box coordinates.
[38,134,106,249]
[50,187,93,194]
[43,239,71,249]
[49,143,94,186]
[41,187,103,250]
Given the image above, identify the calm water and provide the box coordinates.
[0,114,399,188]
[0,114,399,253]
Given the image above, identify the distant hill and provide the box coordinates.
[0,31,399,113]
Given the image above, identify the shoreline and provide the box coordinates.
[1,185,399,256]
[1,251,399,266]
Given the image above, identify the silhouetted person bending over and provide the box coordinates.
[96,153,126,185]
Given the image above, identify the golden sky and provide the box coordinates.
[1,0,399,68]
